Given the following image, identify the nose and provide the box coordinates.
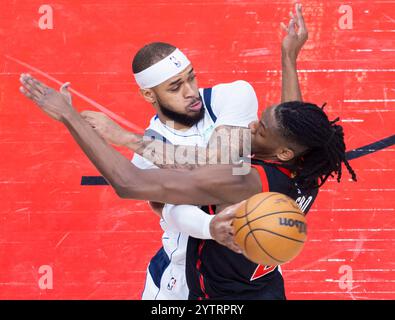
[183,82,197,98]
[248,121,258,134]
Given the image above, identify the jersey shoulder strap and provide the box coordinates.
[251,163,269,192]
[202,87,217,123]
[143,128,171,144]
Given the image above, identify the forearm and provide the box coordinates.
[128,138,209,170]
[120,163,260,205]
[162,204,213,239]
[62,109,144,195]
[62,110,257,205]
[124,126,248,170]
[281,55,302,102]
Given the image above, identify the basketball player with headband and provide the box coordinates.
[108,45,258,300]
[48,44,259,299]
[19,4,356,299]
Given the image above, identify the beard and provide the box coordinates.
[157,96,205,127]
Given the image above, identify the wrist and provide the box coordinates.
[281,52,297,65]
[206,215,215,240]
[61,106,79,124]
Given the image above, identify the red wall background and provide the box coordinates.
[0,0,394,299]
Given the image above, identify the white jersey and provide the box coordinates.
[133,80,258,300]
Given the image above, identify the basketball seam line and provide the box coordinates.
[239,193,278,219]
[245,229,286,264]
[250,228,306,244]
[244,197,286,265]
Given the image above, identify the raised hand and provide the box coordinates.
[281,3,308,61]
[19,73,74,122]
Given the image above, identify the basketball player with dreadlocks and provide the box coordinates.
[19,4,356,299]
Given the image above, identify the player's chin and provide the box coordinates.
[250,136,259,153]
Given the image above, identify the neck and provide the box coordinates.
[252,154,279,162]
[252,154,298,167]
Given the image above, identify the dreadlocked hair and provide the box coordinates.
[275,101,357,189]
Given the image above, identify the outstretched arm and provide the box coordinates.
[280,3,308,103]
[80,110,249,170]
[19,74,261,205]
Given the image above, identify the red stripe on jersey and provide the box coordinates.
[196,240,209,299]
[276,166,293,178]
[257,159,293,178]
[251,164,269,192]
[195,206,216,299]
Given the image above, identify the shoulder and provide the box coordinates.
[208,80,258,126]
[212,80,257,100]
[211,80,258,111]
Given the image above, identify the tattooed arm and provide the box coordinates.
[81,110,250,170]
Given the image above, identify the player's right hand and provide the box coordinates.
[19,73,74,122]
[210,202,244,254]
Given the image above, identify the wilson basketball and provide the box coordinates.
[233,192,307,266]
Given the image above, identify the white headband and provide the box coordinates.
[134,48,191,89]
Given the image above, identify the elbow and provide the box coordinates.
[115,185,131,199]
[113,182,133,199]
[112,173,138,199]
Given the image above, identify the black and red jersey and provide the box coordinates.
[186,159,319,300]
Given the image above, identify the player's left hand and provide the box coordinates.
[19,73,74,122]
[281,3,308,61]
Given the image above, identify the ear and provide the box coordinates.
[276,147,295,162]
[139,88,156,104]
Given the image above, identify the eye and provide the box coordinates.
[189,74,196,81]
[169,86,181,92]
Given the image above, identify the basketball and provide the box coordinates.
[233,192,307,266]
